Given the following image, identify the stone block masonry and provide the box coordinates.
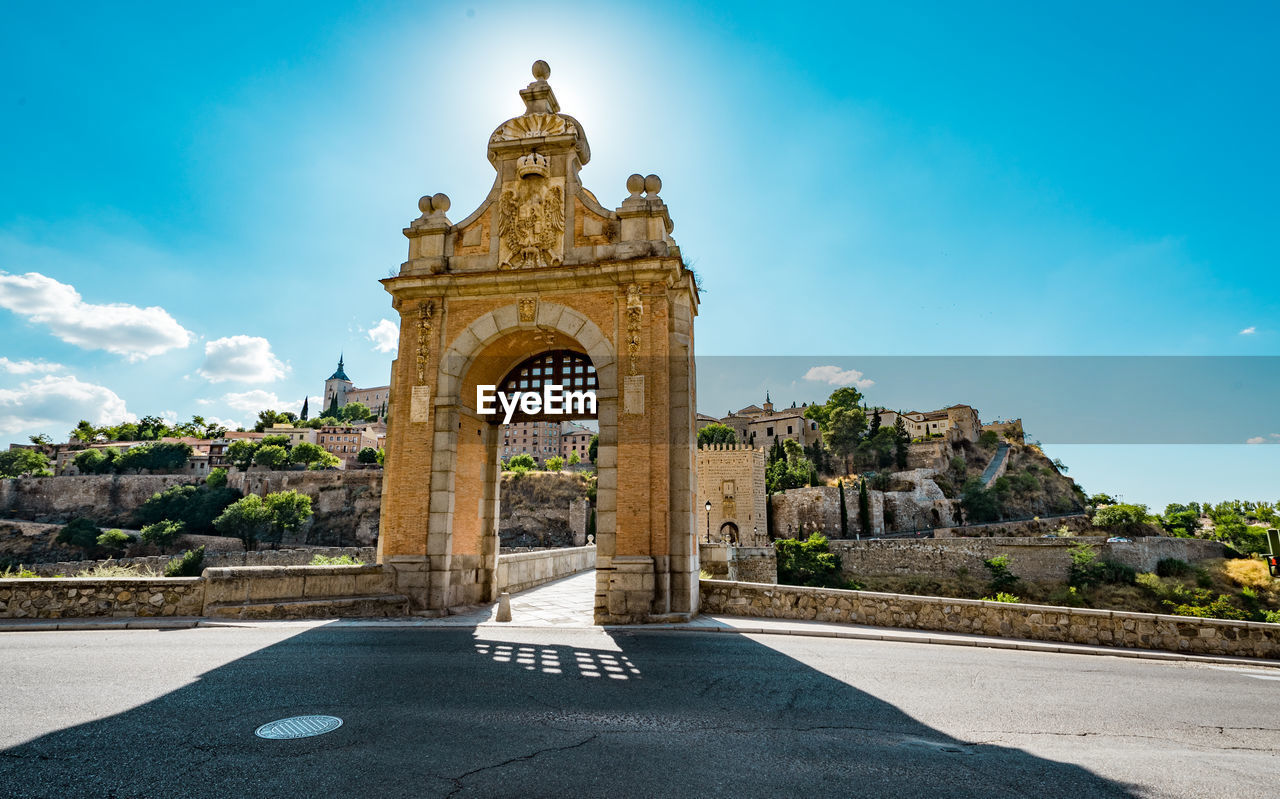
[1,475,198,526]
[25,546,377,577]
[700,580,1280,660]
[700,543,776,583]
[0,577,204,619]
[828,536,1226,583]
[496,544,595,594]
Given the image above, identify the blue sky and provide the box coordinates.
[1,1,1276,508]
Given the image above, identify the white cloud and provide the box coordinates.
[219,389,282,413]
[1245,434,1279,445]
[1247,436,1266,444]
[367,318,399,353]
[197,335,288,383]
[0,271,193,361]
[1240,326,1257,335]
[802,365,876,388]
[0,375,133,436]
[0,357,63,375]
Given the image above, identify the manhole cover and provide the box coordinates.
[254,715,343,740]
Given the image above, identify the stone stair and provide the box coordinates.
[202,564,409,620]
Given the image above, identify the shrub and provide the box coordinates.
[979,430,1000,448]
[1155,558,1192,578]
[1171,595,1251,622]
[1068,543,1135,588]
[311,554,364,566]
[164,547,205,577]
[1263,610,1280,624]
[983,555,1019,594]
[1223,558,1274,590]
[506,454,536,475]
[140,519,185,549]
[775,533,851,589]
[117,441,192,472]
[1092,503,1151,535]
[545,455,565,471]
[75,562,156,578]
[982,592,1021,603]
[1048,585,1086,607]
[214,495,272,549]
[95,529,131,553]
[0,565,40,578]
[206,467,228,488]
[356,447,379,464]
[56,517,101,550]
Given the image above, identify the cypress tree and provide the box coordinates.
[300,397,309,421]
[858,478,871,536]
[839,479,849,538]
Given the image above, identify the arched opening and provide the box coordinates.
[719,521,739,545]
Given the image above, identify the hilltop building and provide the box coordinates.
[697,393,821,450]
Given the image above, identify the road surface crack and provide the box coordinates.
[443,734,597,798]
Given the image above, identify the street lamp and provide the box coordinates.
[705,500,712,543]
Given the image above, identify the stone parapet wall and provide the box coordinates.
[0,577,204,619]
[202,563,394,610]
[828,536,1226,583]
[700,543,776,583]
[700,580,1280,659]
[1,475,199,526]
[24,546,377,577]
[496,545,595,594]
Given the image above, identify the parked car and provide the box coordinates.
[1106,537,1132,543]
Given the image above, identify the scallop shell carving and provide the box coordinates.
[492,113,571,142]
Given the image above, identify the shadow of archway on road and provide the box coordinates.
[0,623,1142,798]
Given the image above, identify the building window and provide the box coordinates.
[787,425,793,434]
[766,427,774,437]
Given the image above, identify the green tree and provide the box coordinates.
[838,479,849,538]
[70,420,99,443]
[983,555,1019,594]
[206,467,228,488]
[545,455,565,471]
[288,442,327,467]
[857,478,870,535]
[118,442,192,473]
[826,406,868,474]
[56,517,102,550]
[96,529,131,554]
[506,454,536,474]
[28,433,52,447]
[775,533,851,589]
[254,410,288,433]
[0,448,52,477]
[339,402,374,423]
[697,423,738,447]
[892,416,909,469]
[140,519,184,549]
[587,434,598,464]
[252,444,289,469]
[260,434,291,449]
[960,477,1001,523]
[262,490,313,545]
[214,494,273,550]
[1092,503,1150,535]
[311,451,342,470]
[226,439,259,470]
[356,446,380,464]
[567,451,581,466]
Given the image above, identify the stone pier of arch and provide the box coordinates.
[375,61,700,624]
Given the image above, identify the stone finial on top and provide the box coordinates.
[521,59,560,115]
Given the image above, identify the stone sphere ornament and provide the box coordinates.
[532,60,551,80]
[644,174,662,195]
[431,193,451,214]
[626,173,645,196]
[418,195,433,214]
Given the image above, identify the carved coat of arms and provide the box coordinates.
[498,176,564,269]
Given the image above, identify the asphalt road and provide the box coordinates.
[0,624,1276,798]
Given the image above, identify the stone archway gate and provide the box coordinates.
[376,61,700,624]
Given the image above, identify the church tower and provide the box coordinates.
[323,354,353,414]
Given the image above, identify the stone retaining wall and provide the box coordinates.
[1,475,199,526]
[496,545,595,594]
[0,577,204,619]
[700,580,1280,659]
[828,536,1226,583]
[25,546,377,577]
[700,543,776,583]
[933,514,1091,538]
